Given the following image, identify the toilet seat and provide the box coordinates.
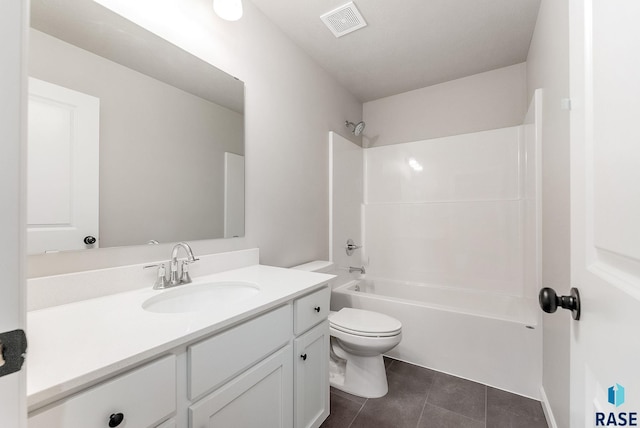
[329,308,402,338]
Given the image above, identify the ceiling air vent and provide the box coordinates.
[320,2,367,38]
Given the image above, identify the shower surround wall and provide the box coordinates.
[363,126,533,298]
[329,132,363,274]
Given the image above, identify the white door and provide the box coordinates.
[27,78,100,254]
[569,0,640,426]
[0,0,27,426]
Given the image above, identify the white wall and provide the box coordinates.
[526,0,571,426]
[329,132,363,271]
[363,127,532,296]
[27,0,362,276]
[362,63,527,147]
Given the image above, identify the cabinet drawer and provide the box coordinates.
[188,304,292,400]
[294,286,330,335]
[29,355,176,428]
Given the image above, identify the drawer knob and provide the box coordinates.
[108,413,124,427]
[314,306,321,312]
[301,353,307,361]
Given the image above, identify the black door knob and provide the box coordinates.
[300,354,307,361]
[108,413,124,427]
[314,306,321,312]
[538,287,581,320]
[84,235,97,245]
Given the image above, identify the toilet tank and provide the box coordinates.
[290,260,355,296]
[290,260,334,273]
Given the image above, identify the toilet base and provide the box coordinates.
[329,352,388,398]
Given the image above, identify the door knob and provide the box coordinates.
[538,287,581,320]
[84,235,97,245]
[108,413,124,427]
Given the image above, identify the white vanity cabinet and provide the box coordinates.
[293,287,331,428]
[28,283,331,428]
[187,286,330,428]
[28,355,177,428]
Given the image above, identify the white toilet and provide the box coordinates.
[329,307,402,398]
[291,261,402,398]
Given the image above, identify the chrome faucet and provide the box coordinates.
[348,266,366,274]
[143,242,199,289]
[169,242,199,286]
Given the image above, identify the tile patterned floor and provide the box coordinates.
[320,358,548,428]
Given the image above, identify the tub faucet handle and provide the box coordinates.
[345,238,362,256]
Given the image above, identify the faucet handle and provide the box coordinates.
[144,263,169,289]
[180,260,193,284]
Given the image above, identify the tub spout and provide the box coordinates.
[349,266,366,274]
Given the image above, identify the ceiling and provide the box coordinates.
[249,0,541,102]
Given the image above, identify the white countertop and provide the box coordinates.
[27,264,333,410]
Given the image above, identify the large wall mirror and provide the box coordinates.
[27,0,245,255]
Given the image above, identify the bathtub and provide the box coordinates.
[330,276,542,399]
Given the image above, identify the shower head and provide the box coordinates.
[346,120,366,136]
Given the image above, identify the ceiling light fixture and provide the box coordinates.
[213,0,243,21]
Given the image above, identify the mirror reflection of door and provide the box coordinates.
[27,77,99,254]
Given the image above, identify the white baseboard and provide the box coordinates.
[540,386,558,428]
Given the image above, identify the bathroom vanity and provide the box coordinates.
[26,250,331,428]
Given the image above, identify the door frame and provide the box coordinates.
[0,0,29,426]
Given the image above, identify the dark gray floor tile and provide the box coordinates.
[487,387,546,422]
[387,359,437,385]
[349,359,432,428]
[426,372,486,422]
[418,403,485,428]
[330,386,367,405]
[384,356,394,369]
[349,403,422,428]
[320,393,364,428]
[486,405,549,428]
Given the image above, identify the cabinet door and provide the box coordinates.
[294,321,329,428]
[189,345,293,428]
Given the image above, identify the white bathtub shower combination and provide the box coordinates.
[329,92,542,399]
[330,275,540,398]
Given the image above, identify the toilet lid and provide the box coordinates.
[329,308,402,337]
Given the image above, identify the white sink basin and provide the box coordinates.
[142,281,260,314]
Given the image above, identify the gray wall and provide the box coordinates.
[29,29,244,248]
[526,0,571,427]
[28,0,362,276]
[362,63,527,147]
